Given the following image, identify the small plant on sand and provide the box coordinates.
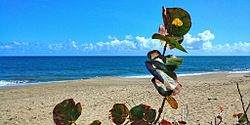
[232,83,250,125]
[52,5,192,125]
[207,83,250,125]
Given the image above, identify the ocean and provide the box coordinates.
[0,56,250,87]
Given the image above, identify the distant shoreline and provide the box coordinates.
[1,71,250,88]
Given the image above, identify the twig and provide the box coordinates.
[246,101,250,112]
[236,82,249,123]
[154,97,166,124]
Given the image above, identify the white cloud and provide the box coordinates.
[125,35,133,40]
[108,35,117,40]
[13,41,28,46]
[72,41,78,49]
[77,35,161,53]
[184,34,200,44]
[48,43,64,50]
[183,30,250,55]
[0,41,28,50]
[0,45,12,49]
[183,30,215,50]
[198,30,215,41]
[1,32,250,55]
[210,41,250,53]
[202,41,213,50]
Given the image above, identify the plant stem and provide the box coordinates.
[236,82,249,124]
[154,97,166,124]
[162,44,167,56]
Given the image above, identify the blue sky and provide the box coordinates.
[0,0,250,56]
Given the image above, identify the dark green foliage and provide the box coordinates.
[144,108,157,123]
[152,34,187,53]
[130,104,156,124]
[165,57,183,71]
[130,104,145,121]
[238,113,248,124]
[109,103,130,124]
[53,98,82,125]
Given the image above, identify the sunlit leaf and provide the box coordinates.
[157,69,176,88]
[151,77,174,97]
[160,119,172,125]
[53,98,82,125]
[89,120,102,125]
[109,103,129,125]
[166,96,178,109]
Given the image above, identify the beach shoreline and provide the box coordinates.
[0,72,250,125]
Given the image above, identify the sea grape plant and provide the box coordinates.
[53,6,192,125]
[146,6,191,97]
[144,6,191,124]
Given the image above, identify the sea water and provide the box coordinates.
[0,56,250,87]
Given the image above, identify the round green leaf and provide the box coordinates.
[165,8,192,36]
[144,108,156,123]
[130,104,145,121]
[109,103,129,124]
[53,98,82,125]
[130,104,156,123]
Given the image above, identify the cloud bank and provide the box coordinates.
[1,30,250,56]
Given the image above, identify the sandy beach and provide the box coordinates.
[0,73,250,125]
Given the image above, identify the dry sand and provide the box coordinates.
[0,73,250,125]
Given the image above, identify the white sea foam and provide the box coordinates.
[124,75,153,78]
[228,71,250,74]
[0,80,29,87]
[124,71,250,78]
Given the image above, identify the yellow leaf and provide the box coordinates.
[166,96,178,109]
[172,18,183,27]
